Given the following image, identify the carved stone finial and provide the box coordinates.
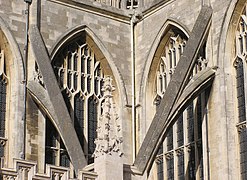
[93,76,123,158]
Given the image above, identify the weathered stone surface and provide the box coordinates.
[134,5,213,173]
[29,26,87,172]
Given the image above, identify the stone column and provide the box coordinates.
[93,76,123,180]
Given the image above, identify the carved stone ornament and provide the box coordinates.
[33,63,45,87]
[93,76,123,158]
[0,50,8,83]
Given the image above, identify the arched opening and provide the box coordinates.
[144,22,210,179]
[51,27,120,165]
[0,17,25,168]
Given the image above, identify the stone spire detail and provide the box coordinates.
[93,76,123,158]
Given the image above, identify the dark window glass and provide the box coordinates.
[0,78,6,139]
[74,94,84,148]
[157,159,164,180]
[188,146,196,180]
[236,60,246,123]
[167,155,174,180]
[198,141,204,180]
[167,127,173,151]
[177,115,184,147]
[239,128,247,180]
[177,153,184,180]
[187,103,194,142]
[88,96,97,163]
[157,144,164,180]
[197,96,202,139]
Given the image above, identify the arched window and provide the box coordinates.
[53,38,105,164]
[0,50,7,159]
[152,29,207,179]
[45,117,70,167]
[234,6,247,179]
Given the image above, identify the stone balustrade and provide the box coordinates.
[0,159,97,180]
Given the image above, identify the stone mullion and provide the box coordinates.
[77,46,82,93]
[201,91,207,180]
[173,119,177,180]
[165,46,171,84]
[71,53,74,92]
[84,96,89,159]
[160,62,165,95]
[64,56,68,90]
[195,95,202,180]
[183,109,189,180]
[85,57,89,95]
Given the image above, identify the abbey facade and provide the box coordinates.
[0,0,246,179]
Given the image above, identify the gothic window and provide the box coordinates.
[0,50,7,159]
[45,117,70,167]
[154,30,207,179]
[235,6,247,179]
[53,40,105,164]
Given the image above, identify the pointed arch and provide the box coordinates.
[139,19,190,104]
[0,16,25,167]
[49,25,124,164]
[50,25,127,106]
[139,19,190,139]
[222,1,247,178]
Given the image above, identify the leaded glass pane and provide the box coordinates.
[188,146,196,180]
[0,143,4,158]
[74,94,84,148]
[197,96,202,139]
[0,78,6,138]
[198,141,204,180]
[88,96,98,163]
[45,118,57,165]
[177,152,184,180]
[157,159,164,180]
[187,103,194,143]
[239,128,247,180]
[236,60,246,123]
[60,151,70,167]
[167,155,174,180]
[45,148,56,165]
[167,127,173,151]
[177,115,184,147]
[45,119,57,148]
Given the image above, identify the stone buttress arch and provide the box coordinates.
[139,19,190,141]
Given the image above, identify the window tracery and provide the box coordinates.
[154,32,206,179]
[53,40,105,164]
[0,50,7,159]
[235,6,247,179]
